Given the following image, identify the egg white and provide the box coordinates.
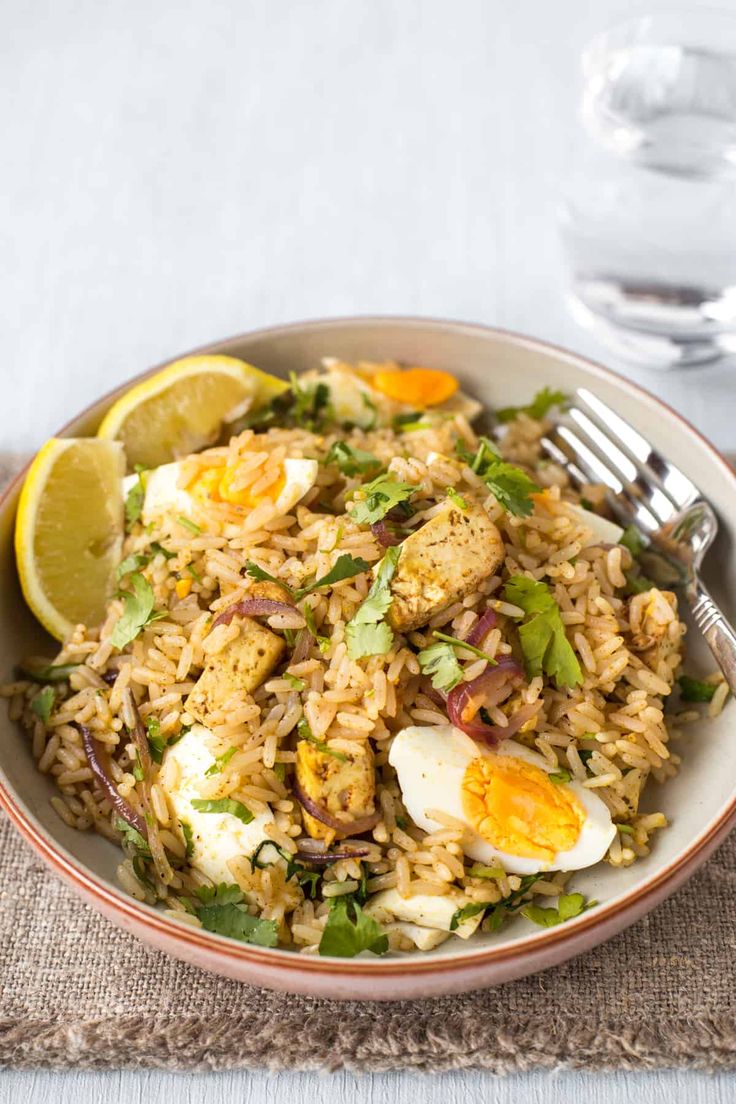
[162,725,272,885]
[388,725,616,876]
[123,456,318,527]
[311,369,385,428]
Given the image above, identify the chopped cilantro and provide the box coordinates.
[190,797,254,824]
[503,576,583,689]
[194,883,279,947]
[325,441,381,477]
[290,373,333,431]
[204,747,238,776]
[495,387,569,424]
[30,686,55,723]
[180,820,194,858]
[116,552,149,579]
[624,570,655,595]
[318,895,388,957]
[150,541,177,560]
[447,487,467,510]
[395,814,407,830]
[578,748,595,767]
[348,473,415,526]
[20,661,79,684]
[251,841,322,898]
[450,901,487,931]
[345,546,401,660]
[132,751,144,782]
[244,560,294,596]
[620,524,646,557]
[111,573,165,648]
[580,497,594,511]
[468,863,505,880]
[417,641,463,692]
[616,823,635,836]
[431,630,497,665]
[303,604,330,652]
[455,437,539,517]
[186,563,202,583]
[284,673,306,691]
[297,716,348,762]
[521,892,592,928]
[549,768,572,783]
[294,554,370,600]
[176,515,201,535]
[124,467,147,529]
[273,762,287,782]
[113,815,150,856]
[678,676,718,703]
[145,715,166,763]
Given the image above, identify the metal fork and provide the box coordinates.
[541,387,736,696]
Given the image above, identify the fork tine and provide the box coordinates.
[542,426,662,534]
[562,405,677,526]
[575,388,700,508]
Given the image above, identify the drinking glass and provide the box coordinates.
[559,10,736,368]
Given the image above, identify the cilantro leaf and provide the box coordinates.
[678,676,718,703]
[623,569,655,596]
[455,438,539,517]
[431,630,497,665]
[521,892,591,928]
[190,797,254,824]
[297,716,348,762]
[204,746,238,776]
[468,863,505,880]
[117,552,150,579]
[345,546,401,660]
[180,820,194,858]
[495,387,569,424]
[177,515,201,534]
[145,715,166,763]
[503,576,583,689]
[620,524,646,557]
[30,686,55,723]
[417,641,463,692]
[348,474,415,526]
[449,901,487,931]
[111,573,164,648]
[290,374,333,431]
[318,896,388,957]
[113,815,150,856]
[284,673,305,690]
[549,768,572,783]
[150,541,177,561]
[20,661,79,683]
[325,441,381,477]
[244,561,294,598]
[193,884,281,949]
[124,468,146,529]
[447,487,467,509]
[302,603,330,652]
[294,554,370,600]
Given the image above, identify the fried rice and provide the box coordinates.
[5,358,725,956]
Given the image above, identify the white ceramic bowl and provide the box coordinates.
[1,316,734,1000]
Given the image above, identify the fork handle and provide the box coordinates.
[686,580,736,697]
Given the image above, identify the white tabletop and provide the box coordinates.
[1,0,734,1098]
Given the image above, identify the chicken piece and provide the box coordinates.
[295,738,376,842]
[629,588,683,678]
[186,617,286,721]
[249,579,293,604]
[387,503,504,633]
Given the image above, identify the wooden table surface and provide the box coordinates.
[1,0,734,1099]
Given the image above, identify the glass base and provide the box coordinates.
[568,296,727,369]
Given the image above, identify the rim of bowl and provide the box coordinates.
[1,313,735,978]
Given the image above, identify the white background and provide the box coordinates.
[1,0,735,1100]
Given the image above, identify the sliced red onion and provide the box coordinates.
[292,780,380,837]
[120,691,172,882]
[124,688,152,773]
[294,846,370,865]
[465,607,497,648]
[290,628,311,665]
[211,597,298,629]
[370,519,404,547]
[447,657,528,745]
[78,724,147,835]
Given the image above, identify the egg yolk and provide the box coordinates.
[461,755,584,863]
[372,367,459,407]
[189,462,286,508]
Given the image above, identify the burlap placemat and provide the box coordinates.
[1,453,735,1073]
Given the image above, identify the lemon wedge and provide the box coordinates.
[15,438,126,641]
[97,355,288,470]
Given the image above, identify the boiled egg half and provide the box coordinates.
[162,725,273,885]
[124,456,318,527]
[389,725,615,876]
